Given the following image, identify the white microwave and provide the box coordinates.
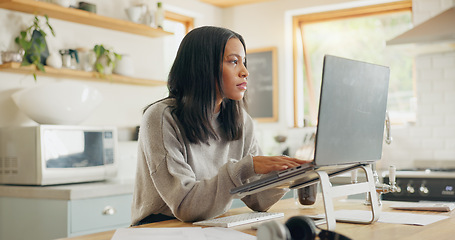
[0,125,117,185]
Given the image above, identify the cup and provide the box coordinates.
[77,48,96,72]
[294,183,317,208]
[59,49,78,69]
[46,52,62,69]
[125,6,144,23]
[114,54,134,76]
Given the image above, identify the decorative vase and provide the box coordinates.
[25,30,49,66]
[96,55,114,75]
[114,54,134,76]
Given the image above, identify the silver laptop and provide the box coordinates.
[231,55,390,196]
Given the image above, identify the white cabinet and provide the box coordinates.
[71,194,132,236]
[0,181,134,240]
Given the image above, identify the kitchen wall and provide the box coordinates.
[223,0,455,170]
[1,0,454,180]
[0,0,222,129]
[0,0,223,179]
[381,0,455,170]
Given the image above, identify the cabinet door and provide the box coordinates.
[70,194,132,236]
[0,197,68,240]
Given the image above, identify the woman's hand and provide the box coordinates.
[252,156,311,174]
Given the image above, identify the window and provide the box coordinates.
[293,1,414,127]
[164,11,194,34]
[162,11,194,74]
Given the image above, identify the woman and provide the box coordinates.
[132,26,306,226]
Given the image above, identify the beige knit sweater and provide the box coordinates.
[131,98,286,225]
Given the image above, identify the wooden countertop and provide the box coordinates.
[59,197,455,240]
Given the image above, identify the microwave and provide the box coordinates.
[0,125,117,185]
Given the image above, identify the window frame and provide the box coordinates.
[164,11,194,33]
[292,0,413,127]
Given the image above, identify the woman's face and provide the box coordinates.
[220,38,249,102]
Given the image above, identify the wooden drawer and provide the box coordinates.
[70,194,132,234]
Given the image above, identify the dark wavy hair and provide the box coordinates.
[167,26,247,144]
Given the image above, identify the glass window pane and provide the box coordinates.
[301,11,414,124]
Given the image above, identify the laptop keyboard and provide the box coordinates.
[193,212,284,228]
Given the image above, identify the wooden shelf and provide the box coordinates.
[0,0,173,38]
[0,62,167,87]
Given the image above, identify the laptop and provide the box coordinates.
[231,55,390,196]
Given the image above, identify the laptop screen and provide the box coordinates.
[314,55,390,166]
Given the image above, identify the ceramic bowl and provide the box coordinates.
[12,82,103,125]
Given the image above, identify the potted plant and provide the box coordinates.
[93,44,121,77]
[15,15,55,81]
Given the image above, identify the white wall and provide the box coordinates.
[0,0,222,180]
[1,0,454,179]
[224,0,455,170]
[0,0,222,130]
[381,0,455,170]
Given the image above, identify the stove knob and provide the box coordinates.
[419,182,429,196]
[406,183,415,194]
[394,180,402,194]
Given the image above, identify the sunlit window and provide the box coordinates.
[293,1,414,126]
[163,11,194,72]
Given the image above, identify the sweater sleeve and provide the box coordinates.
[238,113,288,212]
[140,105,260,222]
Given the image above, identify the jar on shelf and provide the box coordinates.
[77,47,96,72]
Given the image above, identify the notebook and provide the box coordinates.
[231,55,390,196]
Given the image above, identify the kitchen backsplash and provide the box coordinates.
[378,0,455,170]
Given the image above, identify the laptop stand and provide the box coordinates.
[293,164,380,231]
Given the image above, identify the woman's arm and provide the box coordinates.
[140,106,259,222]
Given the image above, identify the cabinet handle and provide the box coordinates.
[102,206,117,215]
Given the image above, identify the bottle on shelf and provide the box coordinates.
[155,2,164,29]
[142,4,154,27]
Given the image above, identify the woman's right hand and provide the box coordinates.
[252,156,311,174]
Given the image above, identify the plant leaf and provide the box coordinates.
[36,62,45,72]
[21,61,32,66]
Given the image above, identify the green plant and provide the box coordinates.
[93,44,121,76]
[15,15,55,81]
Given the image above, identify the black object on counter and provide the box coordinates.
[133,126,140,141]
[297,184,317,205]
[27,30,49,66]
[78,2,97,13]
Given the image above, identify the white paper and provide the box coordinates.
[311,210,449,226]
[202,227,256,240]
[390,202,455,212]
[110,227,257,240]
[111,227,207,240]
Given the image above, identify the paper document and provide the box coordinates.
[202,227,256,240]
[390,202,455,212]
[311,210,449,226]
[111,227,256,240]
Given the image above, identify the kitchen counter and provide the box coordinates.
[61,197,455,240]
[0,178,134,200]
